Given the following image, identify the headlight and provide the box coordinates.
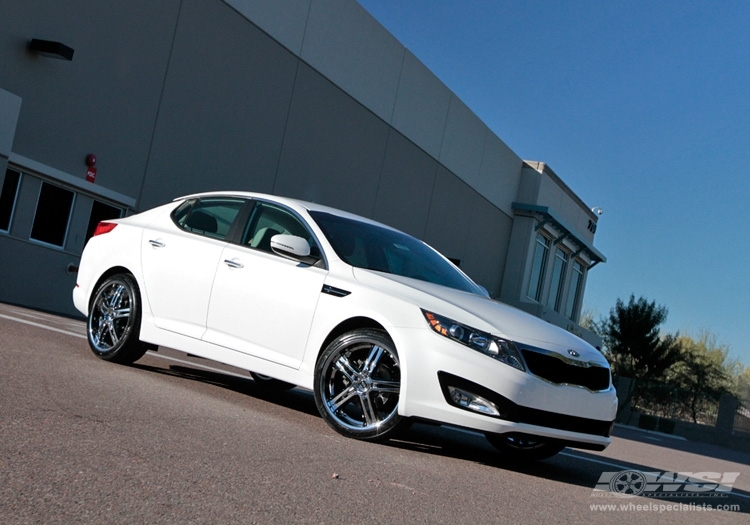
[422,310,525,372]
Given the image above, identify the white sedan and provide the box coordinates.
[73,191,617,460]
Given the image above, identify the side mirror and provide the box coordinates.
[270,234,317,264]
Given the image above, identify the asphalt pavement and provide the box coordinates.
[1,302,748,524]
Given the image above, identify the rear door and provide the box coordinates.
[140,197,247,338]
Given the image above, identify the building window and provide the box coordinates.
[85,200,123,243]
[30,182,75,247]
[528,233,550,302]
[565,260,585,320]
[547,248,568,312]
[0,169,21,232]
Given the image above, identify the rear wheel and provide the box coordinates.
[87,274,148,364]
[484,433,564,461]
[314,329,404,441]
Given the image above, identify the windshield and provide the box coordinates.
[310,211,483,295]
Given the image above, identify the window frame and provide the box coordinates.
[29,181,76,249]
[527,232,551,302]
[0,168,22,233]
[171,197,248,242]
[240,200,324,264]
[564,259,586,321]
[547,247,569,313]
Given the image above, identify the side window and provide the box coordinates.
[241,202,315,254]
[173,198,245,240]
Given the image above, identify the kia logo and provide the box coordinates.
[567,349,580,358]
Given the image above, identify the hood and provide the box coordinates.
[352,268,608,367]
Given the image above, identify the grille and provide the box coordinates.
[521,349,610,391]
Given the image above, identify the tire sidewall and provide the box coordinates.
[88,273,146,363]
[313,329,403,441]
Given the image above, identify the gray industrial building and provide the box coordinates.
[0,0,605,345]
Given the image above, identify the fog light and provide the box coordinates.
[447,386,501,416]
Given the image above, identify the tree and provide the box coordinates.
[665,330,739,422]
[599,295,681,382]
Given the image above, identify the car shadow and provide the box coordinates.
[129,362,321,418]
[128,360,749,513]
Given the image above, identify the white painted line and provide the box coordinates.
[0,311,252,381]
[614,423,687,441]
[559,451,632,470]
[0,313,86,339]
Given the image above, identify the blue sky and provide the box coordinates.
[357,1,750,365]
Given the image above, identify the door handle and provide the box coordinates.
[224,259,244,269]
[149,239,166,248]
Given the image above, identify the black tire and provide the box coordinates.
[314,329,404,441]
[484,432,565,461]
[250,372,295,391]
[87,274,149,364]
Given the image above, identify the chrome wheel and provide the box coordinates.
[314,329,404,441]
[87,274,148,363]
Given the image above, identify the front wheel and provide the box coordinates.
[87,274,148,364]
[484,432,564,461]
[314,329,404,441]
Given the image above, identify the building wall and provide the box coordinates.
[0,0,602,342]
[501,162,604,346]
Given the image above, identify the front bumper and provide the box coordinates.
[395,328,618,450]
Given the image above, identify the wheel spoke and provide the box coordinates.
[370,379,400,394]
[107,322,120,345]
[112,306,131,320]
[328,385,358,411]
[363,345,384,375]
[93,322,107,345]
[106,286,122,308]
[359,392,377,426]
[333,355,359,382]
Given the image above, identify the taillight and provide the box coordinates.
[92,222,117,237]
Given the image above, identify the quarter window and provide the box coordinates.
[30,182,75,247]
[0,169,21,232]
[528,233,550,302]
